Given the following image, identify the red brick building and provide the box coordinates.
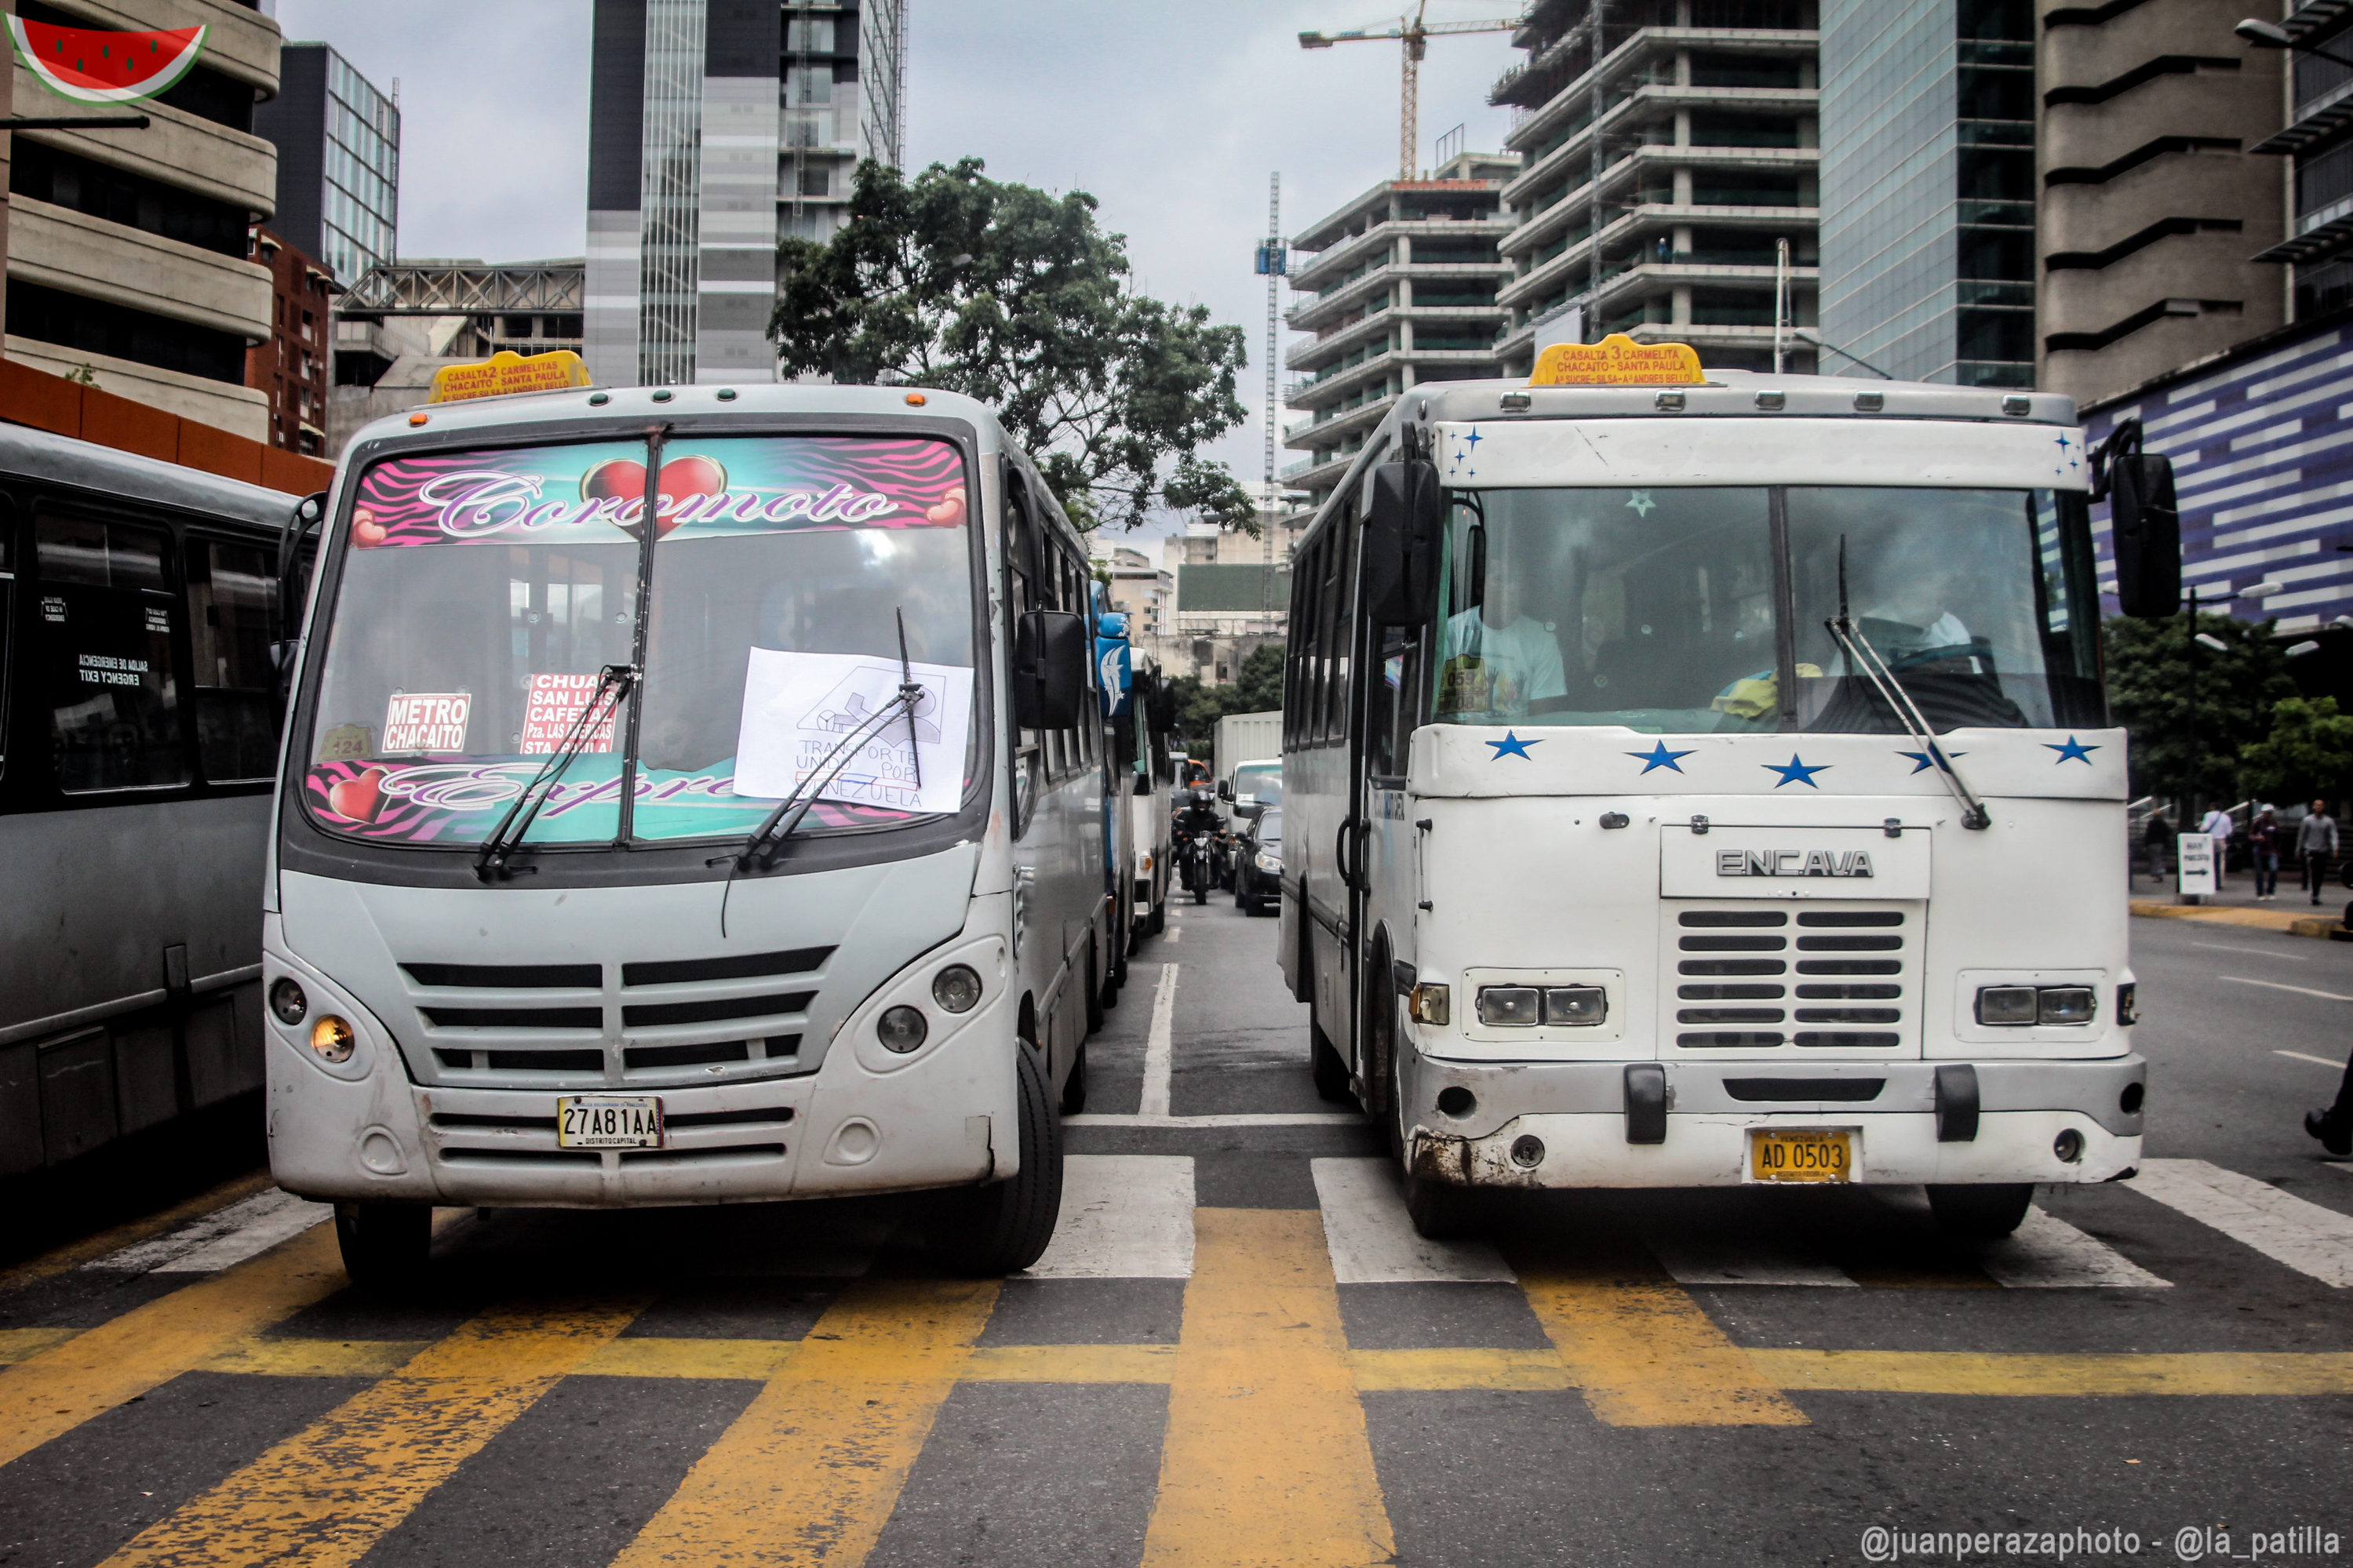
[245,227,336,457]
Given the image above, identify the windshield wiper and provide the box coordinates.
[475,663,638,881]
[1822,537,1990,831]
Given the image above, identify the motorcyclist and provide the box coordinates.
[1173,785,1222,901]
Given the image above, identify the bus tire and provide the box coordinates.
[333,1202,430,1294]
[1310,1015,1352,1103]
[1925,1182,2034,1239]
[1147,897,1166,937]
[929,1039,1065,1275]
[1085,938,1107,1034]
[1058,1042,1088,1115]
[1403,1171,1477,1241]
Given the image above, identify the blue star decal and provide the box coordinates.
[2045,735,2099,764]
[1463,426,1482,452]
[1896,748,1967,774]
[1487,730,1541,760]
[1764,754,1830,788]
[2054,433,2072,454]
[1627,741,1696,773]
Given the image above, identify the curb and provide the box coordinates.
[2128,900,2348,940]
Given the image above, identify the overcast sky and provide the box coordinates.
[268,1,1524,532]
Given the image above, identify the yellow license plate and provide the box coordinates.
[1750,1128,1852,1184]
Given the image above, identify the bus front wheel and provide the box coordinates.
[928,1039,1065,1275]
[333,1202,430,1294]
[1925,1182,2034,1239]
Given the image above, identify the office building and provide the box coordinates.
[1281,154,1517,500]
[1488,0,1820,377]
[585,0,909,387]
[3,0,279,438]
[2249,5,2353,321]
[252,43,399,288]
[1817,0,2035,387]
[2036,0,2285,404]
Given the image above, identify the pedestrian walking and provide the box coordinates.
[2299,799,2338,905]
[2250,806,2281,900]
[2141,810,2172,885]
[2307,1054,2353,1158]
[2201,805,2235,886]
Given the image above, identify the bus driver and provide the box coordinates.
[1437,568,1566,720]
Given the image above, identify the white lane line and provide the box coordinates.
[2220,975,2353,1002]
[2277,1050,2349,1070]
[1976,1206,2170,1289]
[1645,1234,1856,1288]
[2193,941,2309,960]
[1065,1112,1363,1128]
[2126,1159,2353,1287]
[1022,1155,1195,1279]
[1138,962,1178,1119]
[1164,926,1182,943]
[93,1189,333,1275]
[1310,1158,1513,1284]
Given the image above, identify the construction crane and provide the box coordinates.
[1299,2,1526,180]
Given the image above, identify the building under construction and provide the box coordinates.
[1488,0,1820,375]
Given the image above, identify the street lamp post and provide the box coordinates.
[2183,577,2283,851]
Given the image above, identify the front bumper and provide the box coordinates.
[1401,1053,2144,1188]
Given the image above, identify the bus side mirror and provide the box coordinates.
[1014,609,1087,729]
[1150,686,1178,733]
[1363,458,1442,625]
[2110,453,2180,617]
[1133,772,1152,797]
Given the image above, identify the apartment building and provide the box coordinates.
[245,227,333,457]
[1280,154,1517,500]
[1489,0,1820,377]
[4,0,279,439]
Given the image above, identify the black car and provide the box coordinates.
[1236,807,1282,915]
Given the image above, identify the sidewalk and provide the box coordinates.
[2127,861,2353,939]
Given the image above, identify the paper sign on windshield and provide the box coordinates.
[521,673,619,755]
[381,692,471,754]
[734,649,972,817]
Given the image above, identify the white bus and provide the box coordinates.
[264,380,1115,1285]
[1280,344,2158,1240]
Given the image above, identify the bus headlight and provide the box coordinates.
[1543,985,1608,1026]
[931,965,982,1014]
[269,978,308,1025]
[1477,986,1541,1026]
[308,1015,356,1064]
[877,1006,929,1053]
[1975,986,2039,1024]
[2038,987,2096,1025]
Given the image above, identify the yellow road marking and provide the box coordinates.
[608,1277,997,1568]
[965,1343,1179,1383]
[0,1224,345,1468]
[0,1326,82,1365]
[1755,1348,2353,1396]
[197,1337,428,1379]
[0,1170,277,1296]
[1140,1208,1395,1568]
[1350,1347,1572,1392]
[1510,1242,1810,1427]
[579,1337,800,1381]
[101,1297,645,1568]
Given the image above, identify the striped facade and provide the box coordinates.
[2082,313,2353,635]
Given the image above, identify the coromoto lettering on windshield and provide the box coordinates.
[1716,849,1875,878]
[417,471,901,540]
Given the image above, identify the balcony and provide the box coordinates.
[1289,215,1515,293]
[1499,26,1820,151]
[1497,202,1820,311]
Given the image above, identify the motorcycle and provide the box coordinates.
[1179,832,1212,904]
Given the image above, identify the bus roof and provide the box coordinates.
[341,382,1011,456]
[1404,369,2076,429]
[0,422,296,526]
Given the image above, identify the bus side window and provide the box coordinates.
[0,494,13,784]
[1003,464,1042,830]
[35,508,192,794]
[1294,537,1326,747]
[1315,516,1348,744]
[1329,502,1358,745]
[186,537,279,781]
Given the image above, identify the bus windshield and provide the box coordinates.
[1433,485,2101,734]
[300,432,978,846]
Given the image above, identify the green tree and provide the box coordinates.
[2103,611,2296,809]
[1167,675,1230,755]
[1232,642,1286,713]
[2238,695,2353,804]
[769,158,1255,534]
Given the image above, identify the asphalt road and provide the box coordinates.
[0,895,2348,1568]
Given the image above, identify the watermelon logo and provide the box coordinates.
[7,18,209,105]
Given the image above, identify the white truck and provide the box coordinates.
[1214,709,1284,830]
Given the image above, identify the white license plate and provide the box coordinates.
[557,1095,664,1149]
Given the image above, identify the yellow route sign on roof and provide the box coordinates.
[1528,334,1704,387]
[428,349,594,404]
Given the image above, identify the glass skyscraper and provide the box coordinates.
[254,44,400,287]
[1818,0,2034,386]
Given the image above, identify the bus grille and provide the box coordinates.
[1667,906,1915,1052]
[396,946,834,1089]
